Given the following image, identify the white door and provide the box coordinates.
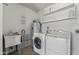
[0,3,3,55]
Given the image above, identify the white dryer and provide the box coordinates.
[32,33,46,55]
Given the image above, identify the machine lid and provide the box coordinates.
[34,37,41,49]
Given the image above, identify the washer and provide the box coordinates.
[33,33,46,55]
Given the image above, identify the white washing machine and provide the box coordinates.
[33,33,46,55]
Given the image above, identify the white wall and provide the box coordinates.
[3,3,37,36]
[3,3,25,34]
[24,6,37,36]
[0,3,3,55]
[3,3,37,48]
[38,3,79,55]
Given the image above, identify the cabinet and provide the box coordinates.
[46,36,66,55]
[40,3,76,23]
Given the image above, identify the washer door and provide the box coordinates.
[34,37,41,49]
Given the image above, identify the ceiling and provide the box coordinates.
[20,3,54,12]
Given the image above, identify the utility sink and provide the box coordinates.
[4,35,21,48]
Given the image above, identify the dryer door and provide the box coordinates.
[34,37,41,49]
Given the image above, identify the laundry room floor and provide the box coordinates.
[21,47,36,55]
[9,47,37,55]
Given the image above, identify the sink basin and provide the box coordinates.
[4,35,21,48]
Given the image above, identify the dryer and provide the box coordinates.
[32,33,46,55]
